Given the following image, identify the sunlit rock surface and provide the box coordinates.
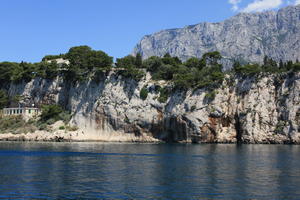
[133,5,300,68]
[4,71,300,144]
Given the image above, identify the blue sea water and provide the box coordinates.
[0,142,299,200]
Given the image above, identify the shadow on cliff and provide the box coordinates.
[69,73,108,117]
[235,76,256,97]
[8,78,56,107]
[121,78,139,101]
[150,116,189,143]
[165,90,188,113]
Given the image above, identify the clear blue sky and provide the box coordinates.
[0,0,293,62]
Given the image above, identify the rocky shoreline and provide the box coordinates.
[0,132,299,144]
[0,131,160,143]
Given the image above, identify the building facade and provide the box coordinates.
[2,107,40,118]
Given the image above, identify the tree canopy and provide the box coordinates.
[64,45,113,81]
[0,47,299,90]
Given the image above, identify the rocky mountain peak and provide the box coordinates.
[133,5,300,65]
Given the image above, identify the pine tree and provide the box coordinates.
[263,55,269,66]
[135,53,142,68]
[279,59,284,69]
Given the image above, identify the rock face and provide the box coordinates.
[5,71,300,144]
[133,5,300,65]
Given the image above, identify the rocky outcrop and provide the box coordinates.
[3,71,300,144]
[133,5,300,66]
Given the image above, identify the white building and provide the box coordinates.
[47,58,70,66]
[2,107,40,118]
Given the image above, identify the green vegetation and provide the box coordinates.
[0,45,113,84]
[0,47,299,107]
[66,125,79,131]
[293,63,300,72]
[0,115,37,134]
[64,46,113,81]
[124,115,130,124]
[11,62,37,83]
[36,61,59,79]
[0,104,75,134]
[0,45,297,87]
[275,120,286,134]
[158,87,171,103]
[140,86,148,100]
[143,54,182,81]
[233,56,300,76]
[1,48,300,134]
[142,51,224,91]
[39,104,71,125]
[0,62,18,84]
[116,55,145,81]
[205,90,217,101]
[233,63,262,76]
[191,105,196,112]
[0,90,8,109]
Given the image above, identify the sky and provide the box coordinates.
[0,0,299,63]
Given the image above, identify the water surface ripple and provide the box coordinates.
[0,142,299,200]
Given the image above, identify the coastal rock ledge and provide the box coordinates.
[2,72,300,144]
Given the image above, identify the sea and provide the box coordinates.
[0,142,299,200]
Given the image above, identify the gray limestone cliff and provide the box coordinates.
[4,71,300,144]
[133,5,300,65]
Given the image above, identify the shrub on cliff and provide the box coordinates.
[233,63,261,76]
[145,54,182,81]
[158,87,171,103]
[141,52,225,92]
[0,90,8,109]
[10,62,37,83]
[118,66,145,81]
[40,104,63,122]
[0,115,32,134]
[161,53,182,66]
[36,61,59,79]
[140,86,148,100]
[173,66,195,89]
[116,55,145,81]
[233,57,300,76]
[204,90,217,102]
[39,104,71,124]
[292,63,300,72]
[184,57,205,70]
[143,56,163,72]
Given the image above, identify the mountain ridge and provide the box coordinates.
[133,5,300,65]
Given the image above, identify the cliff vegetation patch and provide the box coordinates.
[0,46,299,93]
